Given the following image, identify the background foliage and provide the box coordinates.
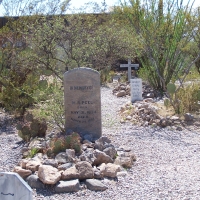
[0,0,199,129]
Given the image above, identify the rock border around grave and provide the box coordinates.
[13,136,136,193]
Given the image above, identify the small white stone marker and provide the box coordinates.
[0,172,33,200]
[130,78,143,103]
[120,59,139,81]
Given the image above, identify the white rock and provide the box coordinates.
[38,165,61,184]
[61,166,79,180]
[103,163,121,178]
[13,166,32,178]
[126,116,132,120]
[26,160,41,172]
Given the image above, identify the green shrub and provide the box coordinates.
[32,80,65,132]
[176,83,200,114]
[28,148,40,158]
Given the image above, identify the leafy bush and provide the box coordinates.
[32,80,65,132]
[0,71,39,115]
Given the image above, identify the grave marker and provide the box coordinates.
[130,78,143,102]
[0,172,32,200]
[64,67,102,141]
[120,59,139,81]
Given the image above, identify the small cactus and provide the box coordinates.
[30,119,40,133]
[17,113,47,142]
[167,83,176,94]
[16,123,22,130]
[25,113,33,122]
[164,98,170,108]
[46,132,81,157]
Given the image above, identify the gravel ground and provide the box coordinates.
[1,86,200,199]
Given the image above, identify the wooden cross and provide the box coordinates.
[120,59,139,81]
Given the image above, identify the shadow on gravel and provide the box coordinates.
[0,113,20,135]
[12,140,26,150]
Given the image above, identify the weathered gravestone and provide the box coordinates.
[130,78,143,103]
[0,172,32,200]
[64,67,102,141]
[120,59,139,81]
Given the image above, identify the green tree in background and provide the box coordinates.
[115,0,199,92]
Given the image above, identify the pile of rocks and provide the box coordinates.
[13,136,136,193]
[112,82,156,98]
[120,100,180,127]
[112,83,131,97]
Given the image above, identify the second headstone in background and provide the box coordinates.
[130,78,143,103]
[64,67,102,141]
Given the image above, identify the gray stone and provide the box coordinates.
[64,68,102,141]
[103,146,117,159]
[65,149,75,158]
[61,166,79,180]
[43,159,58,168]
[116,90,126,97]
[0,172,32,200]
[55,179,80,193]
[144,98,154,103]
[79,148,95,164]
[55,152,75,164]
[20,147,29,154]
[58,163,73,171]
[93,149,113,166]
[85,179,108,191]
[75,161,94,180]
[184,113,194,121]
[94,136,111,151]
[82,140,94,148]
[176,126,183,131]
[26,175,45,189]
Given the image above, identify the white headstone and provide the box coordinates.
[0,172,33,200]
[130,78,143,102]
[120,59,139,81]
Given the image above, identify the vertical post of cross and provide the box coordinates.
[120,59,139,81]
